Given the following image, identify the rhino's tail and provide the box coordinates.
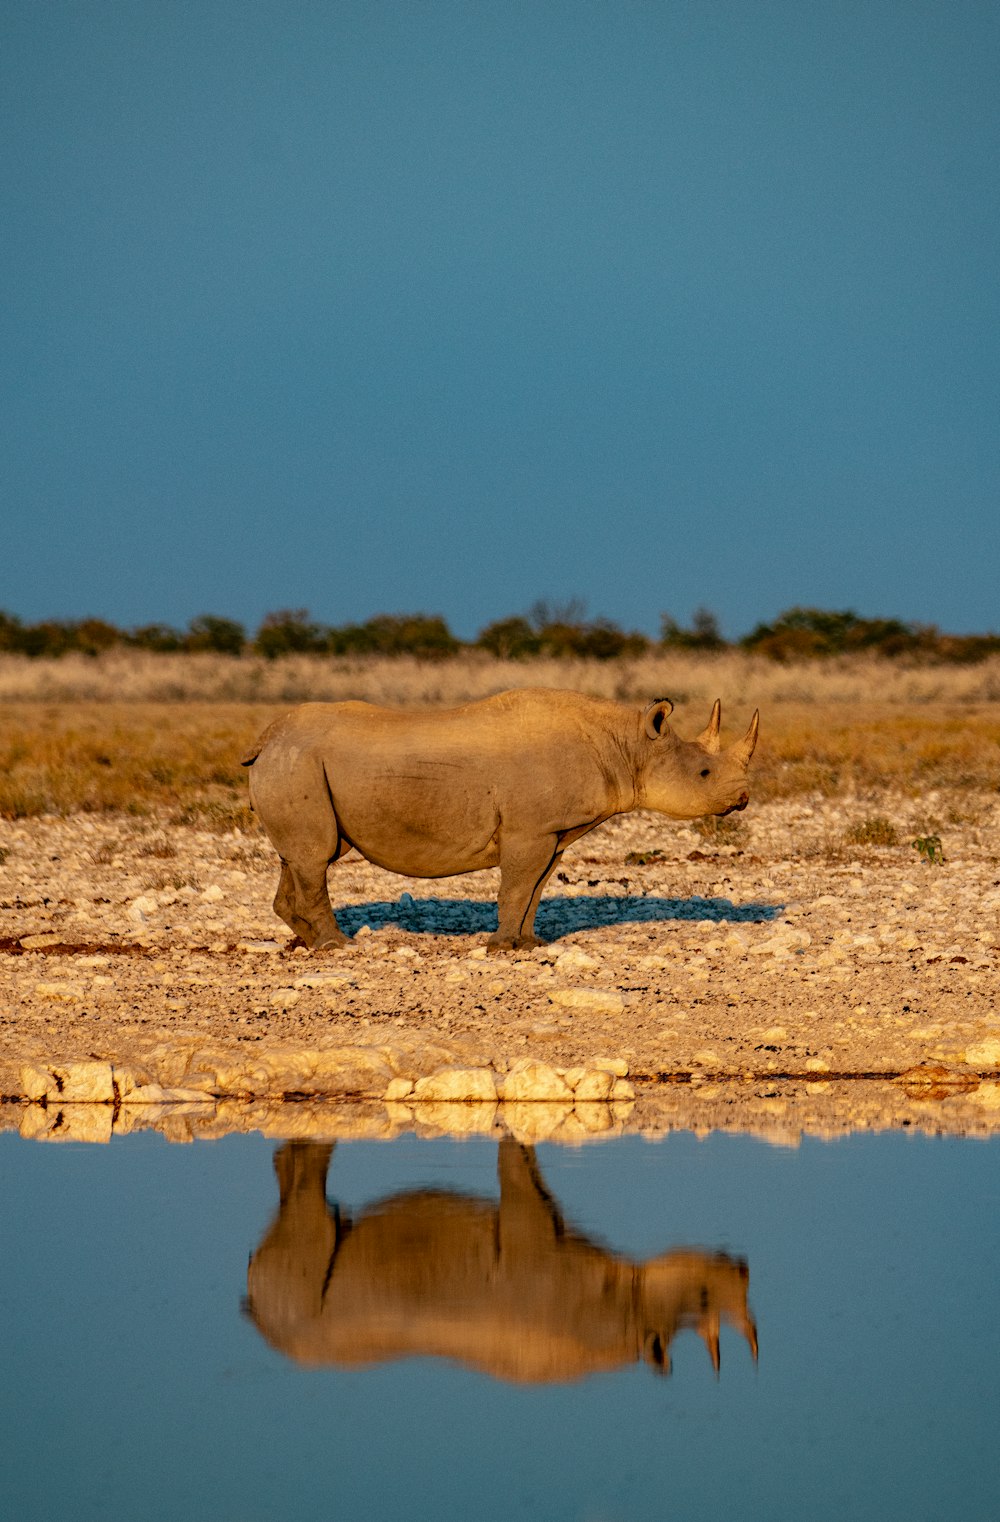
[241,716,285,768]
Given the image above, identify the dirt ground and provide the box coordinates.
[2,791,999,1143]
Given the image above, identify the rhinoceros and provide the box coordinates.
[242,687,758,953]
[245,1139,758,1382]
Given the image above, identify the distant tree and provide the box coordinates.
[128,622,185,652]
[186,614,247,655]
[356,613,459,659]
[0,612,27,652]
[323,621,383,656]
[70,618,121,656]
[475,616,541,660]
[533,615,647,660]
[660,607,726,651]
[527,597,587,633]
[253,610,324,658]
[19,620,79,657]
[740,607,921,660]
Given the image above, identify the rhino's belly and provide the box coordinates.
[333,775,501,878]
[351,833,500,878]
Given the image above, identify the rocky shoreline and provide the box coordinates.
[2,792,999,1141]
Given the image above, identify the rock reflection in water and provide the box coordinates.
[245,1138,757,1383]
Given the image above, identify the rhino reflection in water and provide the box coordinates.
[245,1140,757,1383]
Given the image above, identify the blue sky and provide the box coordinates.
[3,0,998,639]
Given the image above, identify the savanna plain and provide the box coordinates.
[2,650,999,1144]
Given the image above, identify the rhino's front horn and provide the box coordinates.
[696,698,722,753]
[731,709,760,765]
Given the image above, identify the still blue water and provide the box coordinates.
[2,1126,998,1521]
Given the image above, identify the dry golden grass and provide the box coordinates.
[3,648,1000,706]
[1,684,998,820]
[0,703,268,826]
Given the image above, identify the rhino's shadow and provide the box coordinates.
[337,893,781,940]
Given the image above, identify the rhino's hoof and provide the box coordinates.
[486,934,546,955]
[313,930,348,950]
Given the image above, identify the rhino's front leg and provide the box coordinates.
[489,832,561,953]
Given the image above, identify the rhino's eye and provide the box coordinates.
[700,767,711,778]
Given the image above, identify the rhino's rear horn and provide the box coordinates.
[696,699,723,753]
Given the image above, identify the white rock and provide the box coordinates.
[201,884,225,903]
[384,1077,415,1101]
[412,1068,498,1102]
[33,981,86,1001]
[591,1056,630,1077]
[553,949,601,971]
[748,934,794,957]
[297,1048,393,1096]
[19,1061,115,1103]
[572,1069,614,1101]
[548,987,625,1015]
[116,1081,212,1104]
[19,1065,52,1102]
[497,1059,572,1102]
[965,1037,1000,1068]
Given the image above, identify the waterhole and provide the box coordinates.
[2,1126,998,1520]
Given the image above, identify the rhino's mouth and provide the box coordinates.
[720,792,750,816]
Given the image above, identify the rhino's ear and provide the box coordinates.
[643,697,674,739]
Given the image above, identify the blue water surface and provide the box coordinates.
[2,1125,998,1522]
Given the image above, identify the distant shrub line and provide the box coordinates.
[2,605,998,663]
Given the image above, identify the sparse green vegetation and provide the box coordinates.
[912,834,945,866]
[845,815,900,847]
[692,814,750,846]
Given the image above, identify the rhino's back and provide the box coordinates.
[279,687,619,754]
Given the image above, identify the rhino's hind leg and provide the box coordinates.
[251,750,349,949]
[273,859,347,949]
[273,861,347,949]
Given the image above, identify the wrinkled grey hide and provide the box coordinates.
[242,687,758,952]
